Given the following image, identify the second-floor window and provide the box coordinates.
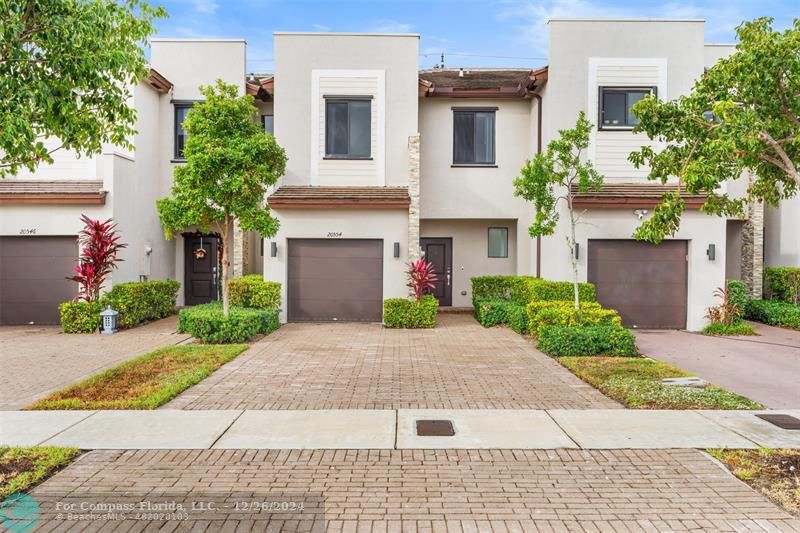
[599,87,655,129]
[325,98,371,159]
[453,108,496,165]
[262,114,274,135]
[174,103,193,159]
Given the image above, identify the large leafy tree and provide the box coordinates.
[0,0,166,176]
[514,112,603,309]
[630,17,800,242]
[157,81,287,315]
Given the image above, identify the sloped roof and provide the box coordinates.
[570,183,707,209]
[0,180,106,205]
[268,186,409,208]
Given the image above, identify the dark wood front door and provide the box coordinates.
[420,237,452,307]
[184,235,219,306]
[588,239,688,329]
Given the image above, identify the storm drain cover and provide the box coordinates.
[416,420,455,437]
[756,414,800,430]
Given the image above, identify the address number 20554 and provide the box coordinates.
[326,232,342,238]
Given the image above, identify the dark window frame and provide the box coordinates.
[173,101,198,160]
[487,226,509,258]
[598,87,657,131]
[262,114,274,135]
[324,96,373,160]
[452,107,497,166]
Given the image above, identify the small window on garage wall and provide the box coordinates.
[488,227,508,258]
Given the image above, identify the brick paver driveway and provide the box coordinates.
[166,313,618,410]
[32,448,800,531]
[0,316,189,409]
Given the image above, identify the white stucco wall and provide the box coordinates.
[263,208,410,322]
[765,195,800,267]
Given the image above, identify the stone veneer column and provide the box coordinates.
[232,220,248,278]
[407,133,421,261]
[741,199,764,299]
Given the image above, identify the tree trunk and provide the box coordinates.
[567,194,580,311]
[221,214,232,316]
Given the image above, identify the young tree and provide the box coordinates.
[1,0,166,177]
[629,17,800,243]
[514,112,603,310]
[157,81,287,315]
[69,215,127,302]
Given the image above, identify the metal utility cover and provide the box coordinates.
[756,414,800,430]
[416,420,455,437]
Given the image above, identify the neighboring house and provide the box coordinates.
[1,20,795,329]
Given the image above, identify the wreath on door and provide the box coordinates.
[193,236,208,260]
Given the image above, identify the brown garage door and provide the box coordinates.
[0,236,78,325]
[588,239,687,329]
[287,239,383,322]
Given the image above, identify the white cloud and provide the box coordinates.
[191,0,219,15]
[367,19,415,33]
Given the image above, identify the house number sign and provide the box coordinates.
[19,228,36,235]
[326,232,342,238]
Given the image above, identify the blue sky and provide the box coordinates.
[152,0,797,72]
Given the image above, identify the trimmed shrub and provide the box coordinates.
[537,324,638,357]
[744,299,800,330]
[102,280,180,329]
[726,279,748,322]
[526,300,621,334]
[764,267,800,304]
[702,322,756,336]
[59,301,102,333]
[474,299,528,333]
[506,303,529,334]
[383,295,438,329]
[228,275,281,309]
[178,302,280,343]
[471,276,596,306]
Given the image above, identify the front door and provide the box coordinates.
[420,237,452,306]
[184,235,219,306]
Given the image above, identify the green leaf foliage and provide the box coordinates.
[178,303,280,343]
[702,322,756,336]
[526,300,621,335]
[513,111,603,238]
[744,299,800,330]
[0,0,166,176]
[537,324,638,357]
[726,279,748,321]
[764,267,800,304]
[383,295,438,329]
[228,275,281,310]
[471,276,596,307]
[156,80,287,239]
[102,280,180,329]
[630,17,800,242]
[474,299,529,334]
[59,301,102,333]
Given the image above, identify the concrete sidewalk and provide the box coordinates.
[3,408,799,449]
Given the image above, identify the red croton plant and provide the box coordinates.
[407,258,438,300]
[68,215,127,302]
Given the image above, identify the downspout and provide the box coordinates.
[533,92,542,278]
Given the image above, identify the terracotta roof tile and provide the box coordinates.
[419,68,534,90]
[269,186,409,209]
[570,183,707,209]
[0,180,106,205]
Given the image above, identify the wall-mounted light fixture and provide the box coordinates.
[573,242,580,260]
[270,242,278,257]
[706,243,716,261]
[393,242,400,258]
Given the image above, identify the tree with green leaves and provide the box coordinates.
[1,0,166,176]
[514,112,603,309]
[629,17,799,243]
[157,81,287,315]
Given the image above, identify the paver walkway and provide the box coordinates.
[166,313,618,410]
[0,316,189,409]
[31,448,800,531]
[636,321,800,409]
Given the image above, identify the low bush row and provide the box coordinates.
[178,302,280,343]
[537,324,638,357]
[471,276,596,307]
[228,275,281,309]
[744,299,800,330]
[59,280,180,333]
[383,295,438,329]
[764,266,800,305]
[526,300,621,334]
[474,299,528,333]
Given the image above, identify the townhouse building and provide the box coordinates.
[1,19,797,329]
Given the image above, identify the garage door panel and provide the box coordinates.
[287,239,383,322]
[588,239,687,329]
[1,256,75,280]
[0,236,77,257]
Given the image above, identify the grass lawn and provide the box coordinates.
[709,449,800,515]
[28,344,248,410]
[558,356,763,409]
[0,446,80,499]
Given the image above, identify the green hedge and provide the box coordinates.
[229,275,281,309]
[764,267,800,304]
[383,295,438,329]
[744,299,800,330]
[474,299,528,333]
[178,303,280,343]
[526,300,621,334]
[102,280,180,329]
[537,324,638,357]
[471,276,596,307]
[59,301,102,333]
[726,279,748,322]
